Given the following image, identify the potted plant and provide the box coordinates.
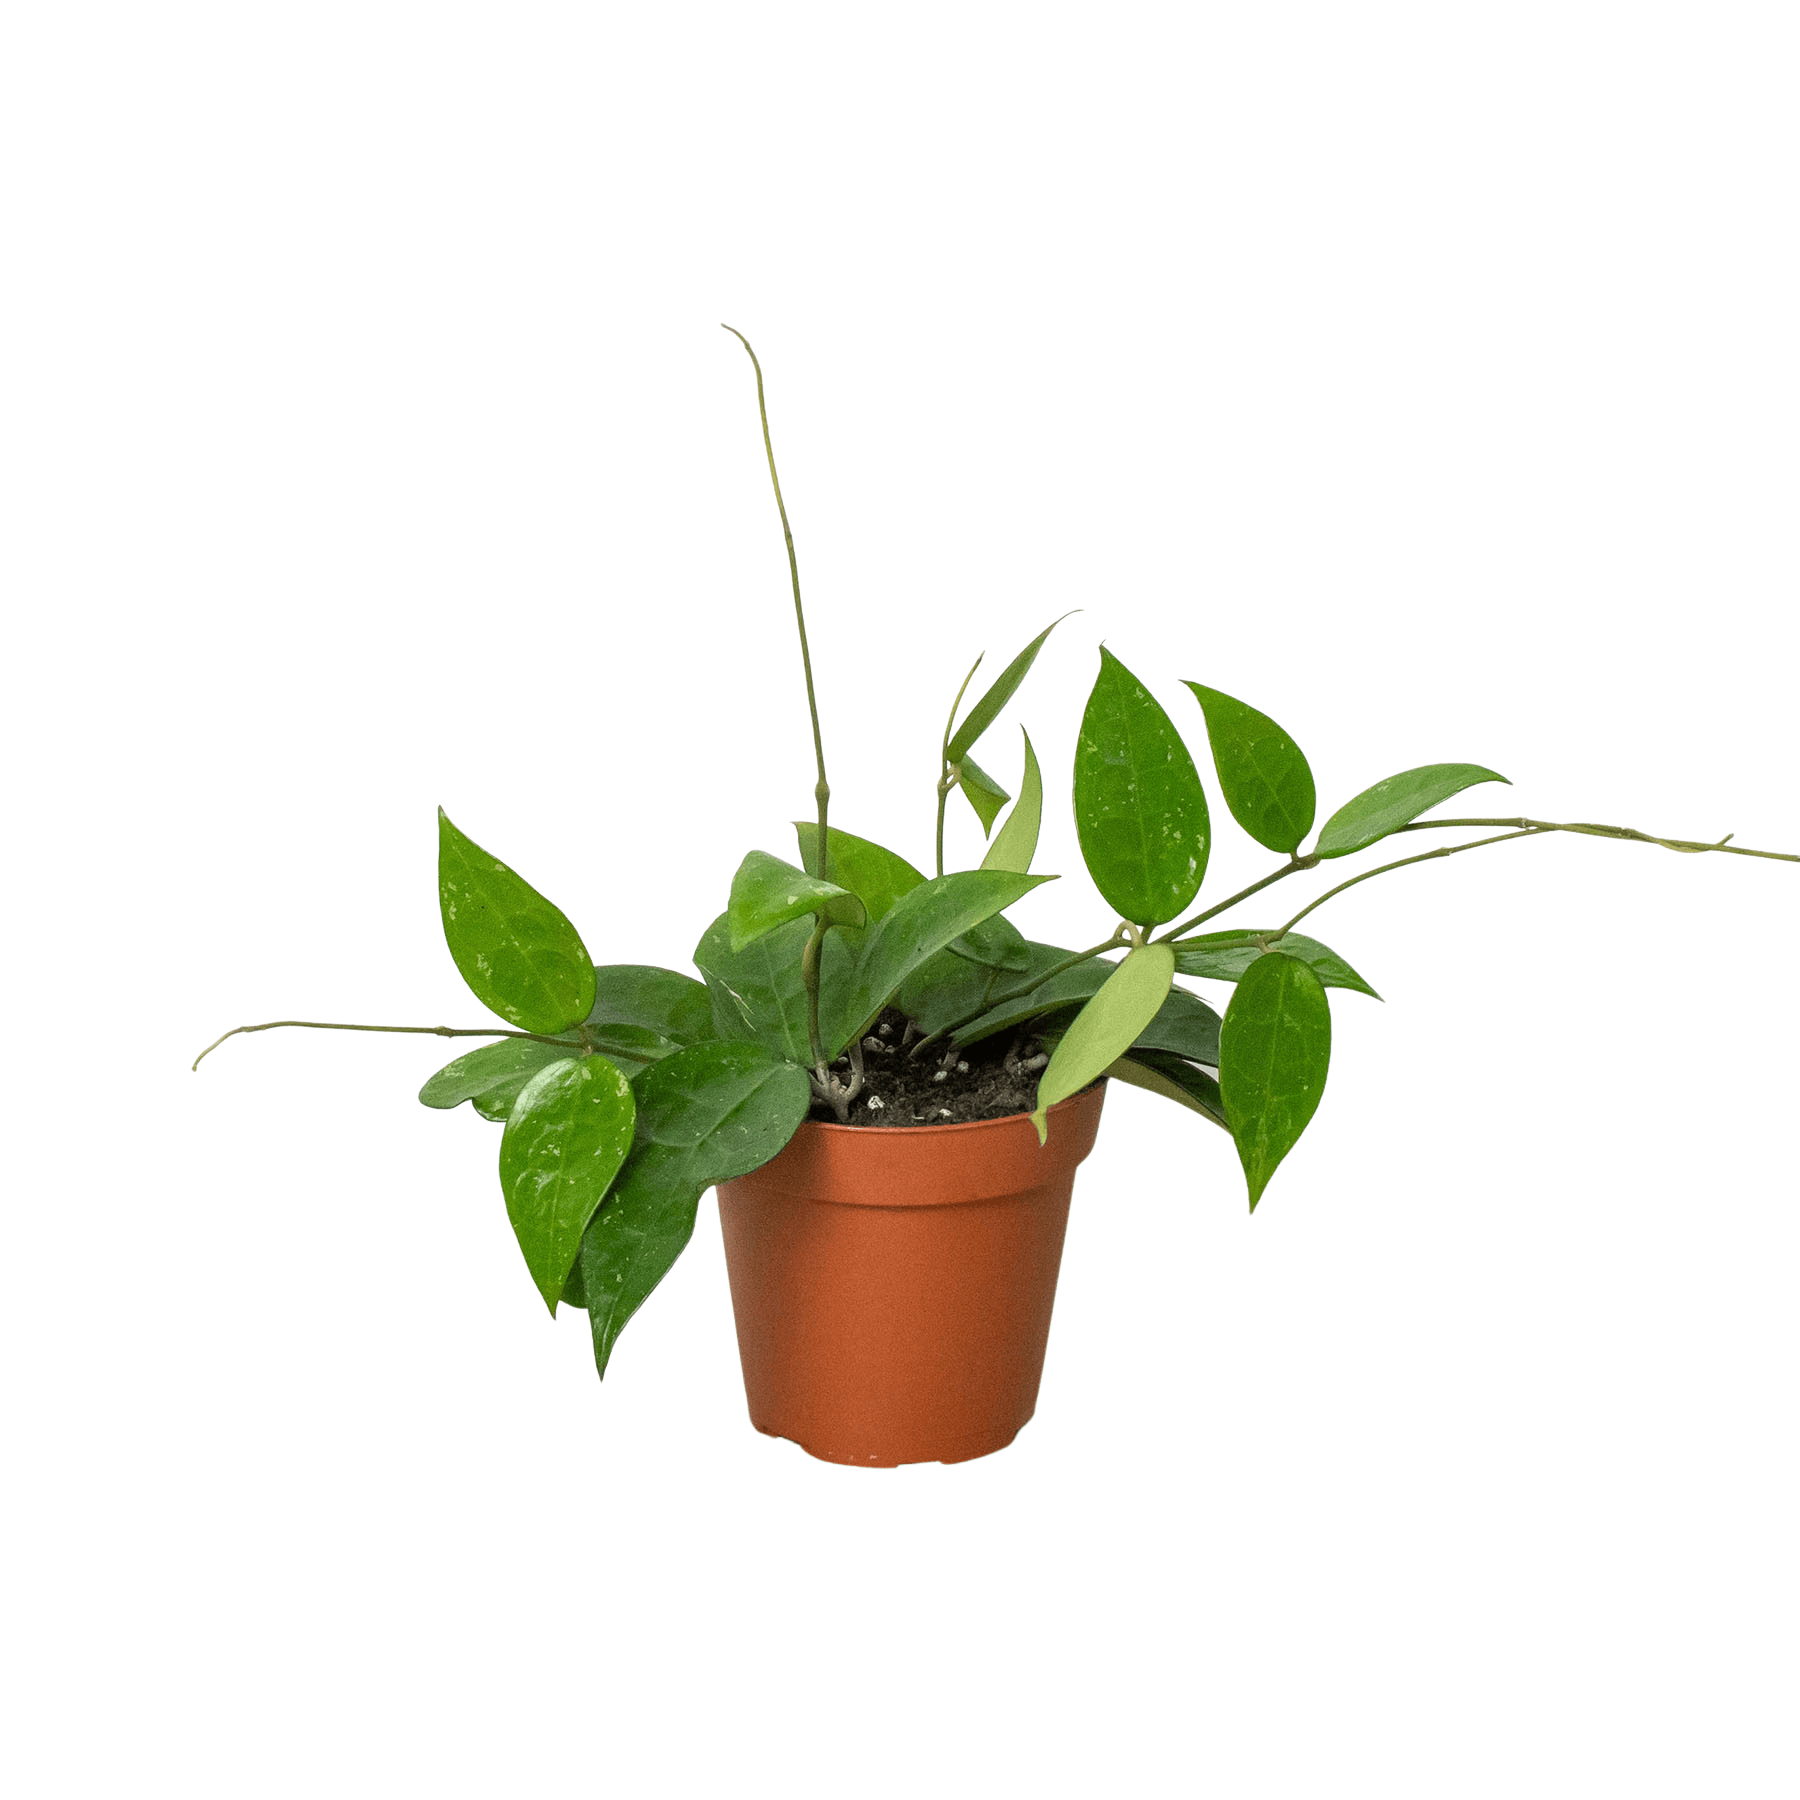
[196,330,1799,1467]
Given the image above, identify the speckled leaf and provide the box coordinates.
[498,1054,636,1311]
[419,1037,579,1113]
[581,1041,810,1377]
[1074,649,1210,927]
[1174,930,1379,1000]
[728,850,865,952]
[437,810,595,1033]
[822,869,1052,1059]
[1316,764,1511,859]
[981,728,1044,875]
[946,614,1074,763]
[694,912,854,1065]
[586,965,717,1047]
[957,753,1011,837]
[1031,943,1176,1142]
[1183,683,1316,855]
[1220,951,1331,1211]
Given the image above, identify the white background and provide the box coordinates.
[4,4,1797,1794]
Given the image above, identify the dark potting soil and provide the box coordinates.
[808,1007,1060,1128]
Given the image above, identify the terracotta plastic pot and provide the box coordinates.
[716,1081,1107,1467]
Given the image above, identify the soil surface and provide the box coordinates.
[807,1008,1055,1127]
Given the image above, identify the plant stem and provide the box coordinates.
[723,326,831,877]
[1390,817,1800,862]
[724,325,834,1074]
[909,930,1129,1057]
[191,1019,579,1073]
[1154,854,1319,944]
[1266,828,1547,942]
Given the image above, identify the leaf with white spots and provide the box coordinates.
[580,1041,810,1377]
[498,1054,636,1311]
[1219,951,1332,1211]
[727,849,865,952]
[1073,648,1211,926]
[437,809,595,1034]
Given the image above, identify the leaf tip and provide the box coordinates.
[1030,1107,1049,1146]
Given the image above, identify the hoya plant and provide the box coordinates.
[196,330,1798,1383]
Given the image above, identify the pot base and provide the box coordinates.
[747,1414,1031,1469]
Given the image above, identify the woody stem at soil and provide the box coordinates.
[725,325,835,1080]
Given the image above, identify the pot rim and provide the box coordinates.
[792,1077,1106,1139]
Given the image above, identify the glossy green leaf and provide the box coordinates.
[437,810,596,1034]
[1174,930,1379,1000]
[1074,649,1210,927]
[946,613,1074,763]
[419,1037,578,1113]
[1103,1052,1227,1128]
[1129,985,1222,1064]
[821,869,1053,1059]
[949,941,1121,1046]
[1315,764,1511,860]
[727,850,865,952]
[587,965,718,1047]
[1182,683,1316,855]
[693,913,854,1065]
[498,1054,636,1311]
[1219,951,1331,1211]
[956,753,1010,837]
[949,910,1032,972]
[1033,981,1221,1066]
[792,823,925,927]
[896,946,1007,1036]
[981,728,1044,875]
[581,1041,810,1378]
[1031,943,1176,1142]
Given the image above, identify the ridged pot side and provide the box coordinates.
[715,1082,1107,1467]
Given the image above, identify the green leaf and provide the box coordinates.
[948,910,1032,972]
[581,1041,810,1378]
[1103,1052,1227,1128]
[437,809,596,1034]
[498,1055,636,1311]
[792,823,925,930]
[693,913,854,1065]
[1074,649,1210,927]
[419,1037,578,1113]
[728,850,865,952]
[981,728,1044,875]
[1173,930,1379,1000]
[946,613,1075,763]
[949,941,1121,1046]
[586,965,717,1047]
[895,946,1006,1036]
[956,753,1010,837]
[1219,952,1331,1211]
[1129,985,1222,1064]
[1315,764,1511,860]
[1034,981,1221,1065]
[1182,683,1316,855]
[821,869,1053,1059]
[1031,943,1177,1142]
